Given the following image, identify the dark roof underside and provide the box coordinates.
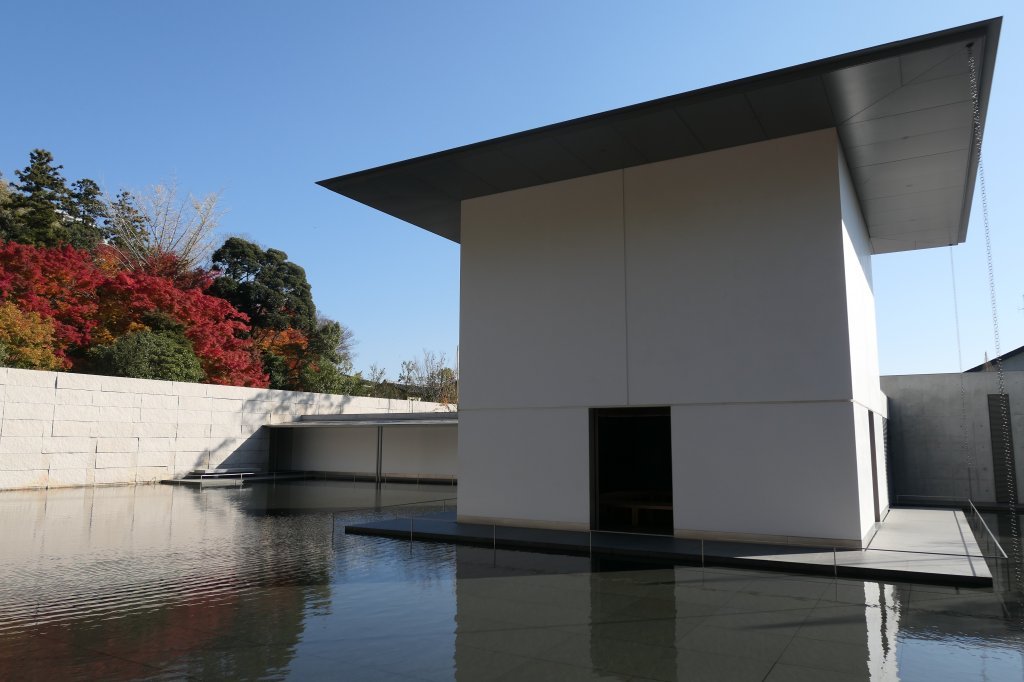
[319,19,1000,254]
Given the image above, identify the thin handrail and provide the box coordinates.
[968,499,1009,559]
[895,494,968,503]
[589,528,678,539]
[857,546,1005,561]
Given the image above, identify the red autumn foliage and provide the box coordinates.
[0,242,268,387]
[0,242,105,358]
[98,272,267,386]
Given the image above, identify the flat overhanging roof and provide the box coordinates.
[267,412,458,428]
[319,19,1000,254]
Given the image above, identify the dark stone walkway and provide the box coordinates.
[346,509,994,587]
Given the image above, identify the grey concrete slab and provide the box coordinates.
[345,507,993,587]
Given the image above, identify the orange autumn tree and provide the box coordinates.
[0,301,63,370]
[257,327,308,389]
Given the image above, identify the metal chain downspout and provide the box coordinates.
[967,45,1023,596]
[950,247,972,498]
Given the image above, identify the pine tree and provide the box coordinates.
[107,191,149,251]
[0,176,16,240]
[67,178,108,247]
[2,149,106,248]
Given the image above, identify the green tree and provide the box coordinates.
[308,316,354,373]
[69,178,110,243]
[88,329,205,382]
[210,237,316,333]
[2,149,107,248]
[0,175,16,239]
[210,238,355,392]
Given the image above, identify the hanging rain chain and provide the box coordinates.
[967,44,1023,596]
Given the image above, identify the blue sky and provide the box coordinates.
[1,1,1020,377]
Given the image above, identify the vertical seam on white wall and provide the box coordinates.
[622,169,630,406]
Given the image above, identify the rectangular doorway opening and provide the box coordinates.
[590,407,673,535]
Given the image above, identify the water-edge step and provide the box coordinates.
[160,468,263,487]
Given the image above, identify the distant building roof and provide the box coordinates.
[965,345,1024,372]
[319,19,1000,254]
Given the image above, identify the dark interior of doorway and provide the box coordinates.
[591,407,673,535]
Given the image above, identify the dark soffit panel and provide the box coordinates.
[319,19,1000,252]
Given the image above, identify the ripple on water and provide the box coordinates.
[0,481,1021,682]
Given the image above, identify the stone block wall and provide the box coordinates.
[0,367,448,491]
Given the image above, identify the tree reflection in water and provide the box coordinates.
[0,483,1021,681]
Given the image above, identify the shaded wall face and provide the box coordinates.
[882,372,1024,504]
[290,426,378,473]
[287,425,457,479]
[839,143,889,540]
[459,129,882,542]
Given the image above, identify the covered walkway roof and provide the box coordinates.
[267,412,457,428]
[319,19,1000,254]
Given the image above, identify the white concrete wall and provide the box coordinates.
[287,424,458,479]
[460,170,628,409]
[839,146,884,414]
[0,367,448,491]
[623,131,851,405]
[381,425,458,478]
[288,427,378,473]
[672,402,863,544]
[838,146,888,540]
[458,408,590,529]
[459,129,886,544]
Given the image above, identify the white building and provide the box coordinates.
[321,19,1000,548]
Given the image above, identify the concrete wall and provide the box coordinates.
[459,129,887,545]
[285,424,457,480]
[839,145,889,537]
[671,402,864,544]
[882,371,1024,505]
[284,427,379,474]
[459,408,589,529]
[382,425,458,478]
[0,367,448,491]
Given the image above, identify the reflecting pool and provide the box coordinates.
[0,481,1022,681]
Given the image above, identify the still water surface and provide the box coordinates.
[0,481,1022,681]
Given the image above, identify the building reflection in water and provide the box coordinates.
[452,546,1023,681]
